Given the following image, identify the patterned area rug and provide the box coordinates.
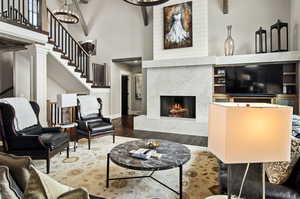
[34,136,220,199]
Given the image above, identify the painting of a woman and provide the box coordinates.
[164,2,193,49]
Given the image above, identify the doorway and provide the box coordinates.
[121,75,129,115]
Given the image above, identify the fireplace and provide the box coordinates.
[160,96,196,119]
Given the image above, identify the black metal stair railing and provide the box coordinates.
[47,8,90,82]
[0,0,42,30]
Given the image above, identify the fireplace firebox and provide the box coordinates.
[160,96,196,119]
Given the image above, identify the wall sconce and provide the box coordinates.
[270,19,289,52]
[255,27,267,54]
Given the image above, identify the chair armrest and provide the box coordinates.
[58,188,90,199]
[77,120,89,131]
[8,135,47,150]
[42,127,61,133]
[102,117,112,124]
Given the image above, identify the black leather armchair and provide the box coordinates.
[0,101,70,174]
[219,161,300,199]
[76,97,115,150]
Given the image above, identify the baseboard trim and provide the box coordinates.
[110,113,121,119]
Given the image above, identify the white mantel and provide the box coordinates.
[143,51,300,68]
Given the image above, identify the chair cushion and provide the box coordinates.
[0,166,23,199]
[0,152,32,192]
[78,96,100,118]
[88,122,113,134]
[18,125,43,136]
[40,132,69,150]
[0,97,38,131]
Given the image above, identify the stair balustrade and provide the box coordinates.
[0,0,43,31]
[47,8,91,83]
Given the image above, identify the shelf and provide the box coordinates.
[283,72,296,75]
[283,83,297,86]
[214,84,225,87]
[214,74,225,77]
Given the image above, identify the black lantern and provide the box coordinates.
[255,27,267,54]
[270,19,288,52]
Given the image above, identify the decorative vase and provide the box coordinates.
[224,25,235,56]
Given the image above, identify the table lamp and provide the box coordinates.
[208,103,292,199]
[57,94,77,124]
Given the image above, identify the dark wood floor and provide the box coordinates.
[113,115,208,147]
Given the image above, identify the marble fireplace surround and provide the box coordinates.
[134,51,300,137]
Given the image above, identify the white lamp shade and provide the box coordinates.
[57,94,77,108]
[208,103,293,164]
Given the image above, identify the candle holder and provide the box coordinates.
[255,27,267,53]
[270,19,289,52]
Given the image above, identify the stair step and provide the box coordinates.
[68,62,76,67]
[48,40,55,45]
[80,74,88,78]
[53,47,63,53]
[74,69,81,72]
[91,85,111,88]
[61,55,70,61]
[86,80,93,83]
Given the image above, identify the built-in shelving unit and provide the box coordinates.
[213,62,299,113]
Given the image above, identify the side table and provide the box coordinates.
[59,123,78,152]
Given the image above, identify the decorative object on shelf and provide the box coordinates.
[209,103,292,199]
[224,25,235,56]
[217,69,225,75]
[80,40,97,55]
[53,0,79,24]
[135,74,143,100]
[255,27,267,54]
[271,19,289,52]
[123,0,169,6]
[223,0,229,14]
[164,2,193,49]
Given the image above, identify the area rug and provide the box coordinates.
[34,136,220,199]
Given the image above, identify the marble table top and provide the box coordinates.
[109,139,191,171]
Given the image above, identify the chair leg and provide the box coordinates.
[67,146,70,158]
[113,133,115,144]
[46,158,50,174]
[88,138,91,150]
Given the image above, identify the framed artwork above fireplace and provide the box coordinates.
[163,2,193,49]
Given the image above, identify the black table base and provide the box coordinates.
[106,153,183,199]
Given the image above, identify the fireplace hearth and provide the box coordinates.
[160,96,196,119]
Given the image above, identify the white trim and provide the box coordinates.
[110,113,121,119]
[0,21,48,44]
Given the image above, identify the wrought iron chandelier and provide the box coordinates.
[123,0,169,6]
[53,0,79,24]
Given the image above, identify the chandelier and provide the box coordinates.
[123,0,169,6]
[53,0,79,24]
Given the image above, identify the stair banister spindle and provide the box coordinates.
[12,0,15,20]
[22,0,24,23]
[18,0,20,20]
[65,29,67,55]
[49,12,52,39]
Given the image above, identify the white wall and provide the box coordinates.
[208,0,291,56]
[290,0,300,51]
[0,52,13,96]
[153,0,208,60]
[47,77,66,101]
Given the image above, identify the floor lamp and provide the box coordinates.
[208,103,292,199]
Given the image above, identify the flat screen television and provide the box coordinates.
[226,64,283,95]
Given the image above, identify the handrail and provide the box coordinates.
[0,86,13,97]
[47,8,89,56]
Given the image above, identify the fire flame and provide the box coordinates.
[169,104,188,117]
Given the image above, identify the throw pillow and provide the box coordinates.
[0,166,23,199]
[0,152,32,191]
[24,166,72,199]
[266,136,300,184]
[58,188,90,199]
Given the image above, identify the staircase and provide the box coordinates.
[47,8,108,90]
[0,0,109,90]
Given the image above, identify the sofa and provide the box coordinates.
[0,152,104,199]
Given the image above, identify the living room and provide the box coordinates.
[0,0,300,198]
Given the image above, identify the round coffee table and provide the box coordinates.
[106,139,191,199]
